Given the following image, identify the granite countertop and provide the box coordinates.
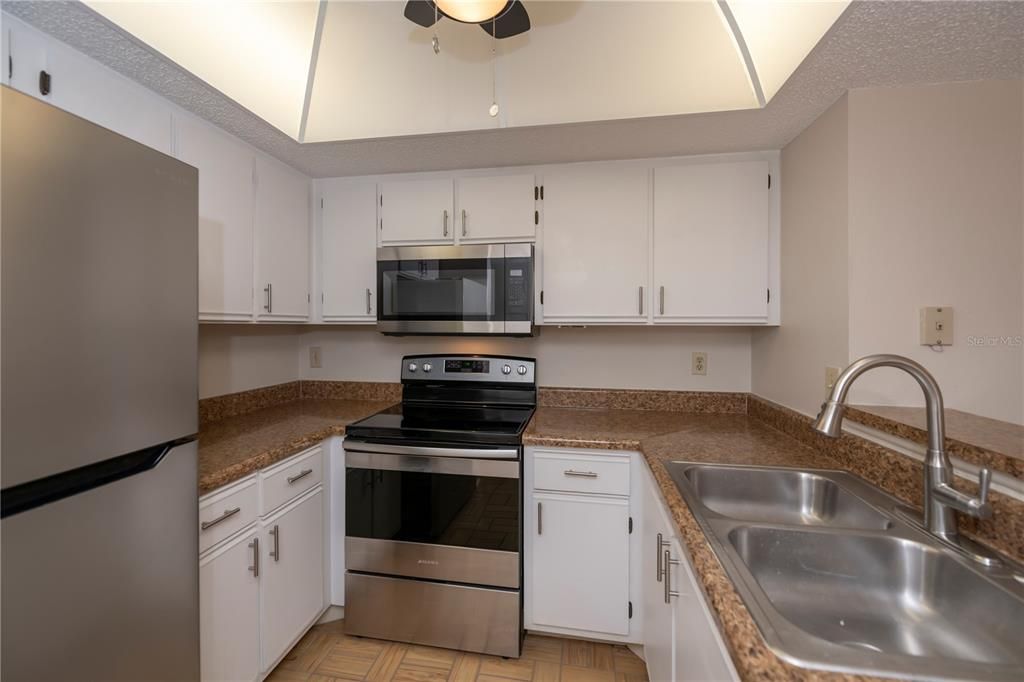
[525,406,892,682]
[198,398,392,494]
[847,404,1024,478]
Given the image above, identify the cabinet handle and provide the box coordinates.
[461,209,468,237]
[366,288,372,315]
[664,549,680,603]
[287,468,313,485]
[659,286,665,316]
[655,532,671,582]
[443,210,449,237]
[201,506,241,531]
[537,501,543,535]
[563,470,598,478]
[269,524,280,562]
[638,286,644,316]
[249,537,260,578]
[263,283,272,313]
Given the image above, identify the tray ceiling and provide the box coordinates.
[83,0,848,142]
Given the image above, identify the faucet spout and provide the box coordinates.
[811,354,992,541]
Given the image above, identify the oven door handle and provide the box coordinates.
[344,450,520,479]
[343,440,519,461]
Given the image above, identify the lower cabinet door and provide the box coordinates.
[260,488,325,672]
[670,539,738,682]
[530,492,630,635]
[200,530,260,682]
[641,468,675,682]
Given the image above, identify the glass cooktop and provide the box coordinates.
[344,403,534,446]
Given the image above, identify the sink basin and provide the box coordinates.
[729,526,1024,666]
[666,462,1024,680]
[682,465,892,530]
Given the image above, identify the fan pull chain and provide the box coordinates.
[489,18,499,117]
[432,2,440,54]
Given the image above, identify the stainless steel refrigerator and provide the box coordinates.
[1,85,200,680]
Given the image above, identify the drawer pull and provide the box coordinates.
[664,549,680,603]
[249,537,260,578]
[201,506,241,531]
[269,524,280,562]
[287,469,313,485]
[564,469,598,478]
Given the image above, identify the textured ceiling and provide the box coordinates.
[4,0,1023,178]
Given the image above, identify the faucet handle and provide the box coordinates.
[965,468,993,520]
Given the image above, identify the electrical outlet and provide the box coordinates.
[692,352,707,376]
[309,346,322,369]
[825,366,840,390]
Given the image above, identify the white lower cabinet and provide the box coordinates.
[260,488,324,672]
[530,492,630,635]
[200,530,261,682]
[640,462,738,682]
[199,447,327,682]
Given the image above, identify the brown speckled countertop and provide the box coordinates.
[198,398,391,494]
[527,407,909,682]
[847,404,1024,478]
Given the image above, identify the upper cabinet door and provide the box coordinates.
[176,117,255,321]
[653,161,770,323]
[320,180,378,322]
[254,157,310,321]
[541,166,650,323]
[378,178,454,245]
[456,174,536,243]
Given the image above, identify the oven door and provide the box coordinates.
[344,447,521,589]
[377,244,522,335]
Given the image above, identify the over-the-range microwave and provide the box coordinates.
[376,244,534,336]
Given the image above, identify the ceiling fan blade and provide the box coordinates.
[404,0,440,28]
[480,1,530,38]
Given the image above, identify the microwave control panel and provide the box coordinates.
[504,257,533,321]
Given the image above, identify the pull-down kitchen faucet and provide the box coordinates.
[812,354,992,543]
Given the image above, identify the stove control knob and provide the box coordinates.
[407,362,418,373]
[422,362,433,373]
[517,365,528,375]
[502,364,512,375]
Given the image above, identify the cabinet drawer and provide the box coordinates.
[199,477,258,554]
[533,450,630,496]
[260,446,323,515]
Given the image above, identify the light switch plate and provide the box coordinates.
[920,307,953,346]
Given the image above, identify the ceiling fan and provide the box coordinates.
[404,0,531,38]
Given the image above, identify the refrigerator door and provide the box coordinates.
[1,441,199,681]
[1,85,199,488]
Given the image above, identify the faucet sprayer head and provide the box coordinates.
[812,400,846,438]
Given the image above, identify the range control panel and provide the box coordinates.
[401,355,536,384]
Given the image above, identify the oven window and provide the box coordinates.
[346,468,520,552]
[378,258,505,321]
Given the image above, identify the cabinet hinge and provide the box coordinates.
[768,174,772,190]
[540,290,544,305]
[534,186,539,201]
[38,70,51,96]
[767,288,771,304]
[540,185,544,200]
[380,194,383,207]
[628,517,633,534]
[320,198,324,209]
[534,210,539,225]
[307,293,311,303]
[321,292,324,304]
[8,54,12,80]
[628,601,633,619]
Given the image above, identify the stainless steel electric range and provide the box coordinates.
[342,354,536,658]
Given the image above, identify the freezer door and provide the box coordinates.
[1,85,198,488]
[1,441,199,681]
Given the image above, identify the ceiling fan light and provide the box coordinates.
[434,0,507,24]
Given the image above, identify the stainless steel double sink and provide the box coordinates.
[667,463,1024,681]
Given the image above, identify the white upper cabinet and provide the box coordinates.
[177,117,256,321]
[378,178,455,245]
[455,174,537,243]
[320,180,378,322]
[653,161,771,323]
[254,156,311,321]
[541,165,650,323]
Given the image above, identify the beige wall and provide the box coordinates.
[297,326,752,391]
[754,79,1024,424]
[846,81,1023,424]
[751,94,850,416]
[198,325,300,398]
